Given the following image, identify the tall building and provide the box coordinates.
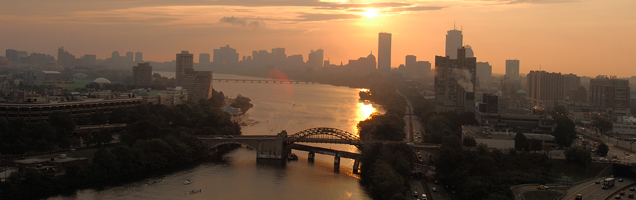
[176,51,194,87]
[199,53,210,64]
[132,63,153,86]
[57,47,77,69]
[405,55,416,69]
[378,32,391,74]
[589,75,630,116]
[111,51,120,59]
[445,28,463,59]
[476,62,492,88]
[81,54,96,67]
[134,52,143,63]
[213,45,239,66]
[125,51,134,63]
[5,49,19,63]
[464,45,474,58]
[176,51,213,101]
[505,59,520,81]
[526,70,565,110]
[308,49,324,70]
[434,47,477,113]
[347,53,376,75]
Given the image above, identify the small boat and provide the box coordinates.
[183,180,193,185]
[287,153,298,160]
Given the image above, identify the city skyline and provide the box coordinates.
[1,0,634,77]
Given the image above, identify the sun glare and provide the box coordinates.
[363,8,379,18]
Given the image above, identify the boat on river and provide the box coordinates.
[183,180,192,185]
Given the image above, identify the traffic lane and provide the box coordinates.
[566,178,635,200]
[410,179,426,200]
[426,181,450,200]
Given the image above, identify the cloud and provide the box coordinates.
[220,16,265,27]
[294,13,360,21]
[393,6,445,12]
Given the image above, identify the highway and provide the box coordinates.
[564,177,635,200]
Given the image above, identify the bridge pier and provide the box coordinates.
[353,159,360,174]
[334,156,340,172]
[308,152,315,163]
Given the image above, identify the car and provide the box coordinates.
[537,185,549,190]
[596,180,601,184]
[631,188,635,191]
[422,194,428,200]
[622,191,627,195]
[617,195,622,199]
[575,194,582,200]
[603,185,610,189]
[628,193,634,199]
[432,187,437,192]
[620,179,624,182]
[226,135,234,138]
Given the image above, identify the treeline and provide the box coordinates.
[356,74,412,200]
[436,136,553,200]
[0,93,243,199]
[0,112,81,155]
[357,73,407,141]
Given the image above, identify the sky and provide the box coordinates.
[1,0,635,77]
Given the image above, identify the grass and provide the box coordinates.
[523,191,560,200]
[34,148,104,164]
[60,80,92,91]
[549,159,609,182]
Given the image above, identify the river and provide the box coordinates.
[47,72,380,200]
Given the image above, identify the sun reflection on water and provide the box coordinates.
[352,102,376,136]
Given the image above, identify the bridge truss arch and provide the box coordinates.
[286,127,362,146]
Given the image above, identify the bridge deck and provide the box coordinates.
[289,144,360,159]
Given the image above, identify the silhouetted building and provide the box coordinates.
[589,75,630,116]
[348,53,376,75]
[378,32,391,74]
[176,51,213,101]
[199,53,210,64]
[175,51,194,86]
[464,45,474,58]
[506,59,520,81]
[213,45,239,66]
[132,63,152,86]
[476,62,492,88]
[134,52,143,63]
[445,28,463,59]
[308,49,324,70]
[57,47,77,69]
[125,51,134,63]
[526,70,564,110]
[111,51,120,59]
[434,47,476,113]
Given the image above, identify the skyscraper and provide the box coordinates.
[176,51,194,86]
[199,53,210,64]
[308,49,324,70]
[134,52,143,63]
[476,62,492,89]
[132,63,152,86]
[506,59,520,81]
[378,32,391,74]
[445,28,463,59]
[464,45,474,58]
[125,51,134,63]
[213,45,239,66]
[434,47,476,113]
[589,75,630,116]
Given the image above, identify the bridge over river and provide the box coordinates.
[198,127,439,173]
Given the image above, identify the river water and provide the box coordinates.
[48,72,380,200]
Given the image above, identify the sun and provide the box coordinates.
[363,8,379,18]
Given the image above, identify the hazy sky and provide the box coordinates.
[1,0,634,77]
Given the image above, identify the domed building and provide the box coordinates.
[93,78,111,84]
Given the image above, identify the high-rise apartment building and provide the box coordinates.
[506,59,520,81]
[445,29,463,59]
[134,52,143,63]
[526,70,565,109]
[434,47,476,113]
[589,75,630,116]
[378,32,392,74]
[176,51,194,87]
[132,63,153,86]
[213,45,239,66]
[308,49,324,70]
[199,53,210,64]
[175,51,213,101]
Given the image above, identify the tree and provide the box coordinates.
[230,94,253,113]
[514,133,528,151]
[564,146,591,167]
[552,116,576,147]
[597,143,609,157]
[592,116,613,134]
[90,111,108,125]
[463,137,477,147]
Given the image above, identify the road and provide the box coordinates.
[564,177,635,200]
[576,126,636,165]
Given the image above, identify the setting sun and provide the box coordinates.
[363,8,379,18]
